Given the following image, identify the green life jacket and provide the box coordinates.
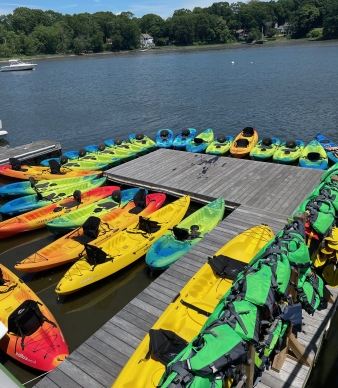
[294,268,324,315]
[318,184,338,212]
[307,207,335,238]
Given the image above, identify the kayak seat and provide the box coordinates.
[146,329,188,366]
[282,148,297,153]
[8,300,55,349]
[43,192,63,201]
[208,255,246,280]
[73,216,101,245]
[242,127,255,137]
[193,138,204,144]
[307,152,321,162]
[173,227,190,241]
[60,200,80,209]
[94,202,117,212]
[190,225,201,239]
[236,139,249,148]
[138,216,161,234]
[128,206,144,215]
[262,137,272,146]
[217,135,226,143]
[160,130,169,137]
[0,268,9,286]
[49,159,66,174]
[181,129,190,136]
[132,189,147,209]
[9,158,27,172]
[85,244,107,265]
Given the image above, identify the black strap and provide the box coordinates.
[180,299,211,317]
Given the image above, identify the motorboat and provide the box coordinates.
[0,120,7,140]
[0,59,37,72]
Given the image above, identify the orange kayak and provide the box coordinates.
[0,185,119,239]
[230,127,258,158]
[0,163,102,180]
[15,193,166,273]
[0,264,69,371]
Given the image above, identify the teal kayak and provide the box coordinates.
[250,137,280,161]
[145,198,225,271]
[272,139,305,165]
[186,128,214,153]
[299,140,328,170]
[205,135,233,156]
[45,187,145,234]
[128,133,157,152]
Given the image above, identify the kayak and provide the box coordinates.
[84,143,137,162]
[186,128,214,153]
[250,137,280,161]
[128,133,157,152]
[315,132,338,164]
[0,174,98,199]
[272,139,305,165]
[230,127,259,158]
[0,185,119,239]
[156,129,174,149]
[205,135,234,156]
[299,140,328,170]
[55,196,190,295]
[0,177,106,217]
[0,159,102,181]
[145,198,225,271]
[104,139,148,156]
[173,128,197,150]
[0,264,69,371]
[112,224,274,388]
[38,150,81,166]
[321,163,338,183]
[45,187,144,234]
[15,192,166,273]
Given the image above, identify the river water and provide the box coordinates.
[1,40,338,386]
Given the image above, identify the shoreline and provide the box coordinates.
[1,38,337,63]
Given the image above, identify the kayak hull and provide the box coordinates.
[272,140,305,164]
[156,129,174,149]
[205,135,233,156]
[173,128,197,150]
[186,128,214,153]
[230,127,258,158]
[250,137,280,161]
[299,140,328,170]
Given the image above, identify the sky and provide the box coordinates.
[0,0,267,20]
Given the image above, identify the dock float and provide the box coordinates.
[34,149,336,388]
[0,140,61,166]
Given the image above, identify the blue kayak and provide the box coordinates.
[186,128,214,153]
[145,198,225,271]
[155,129,174,149]
[0,177,106,217]
[40,150,80,166]
[173,128,196,150]
[315,132,338,164]
[299,140,328,170]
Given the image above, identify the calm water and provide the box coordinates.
[1,40,338,386]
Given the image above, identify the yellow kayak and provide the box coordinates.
[112,224,274,387]
[55,196,190,295]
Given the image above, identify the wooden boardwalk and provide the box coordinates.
[34,150,336,388]
[0,140,61,166]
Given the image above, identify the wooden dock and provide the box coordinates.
[0,140,61,166]
[34,150,336,388]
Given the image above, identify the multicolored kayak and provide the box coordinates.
[84,143,137,162]
[299,140,328,170]
[0,174,98,199]
[156,129,174,149]
[15,192,166,273]
[0,185,119,239]
[250,137,280,161]
[112,225,274,388]
[230,127,259,158]
[186,128,214,153]
[173,128,197,150]
[205,135,233,156]
[0,159,102,181]
[315,133,338,164]
[45,187,144,234]
[146,198,225,271]
[103,139,148,156]
[0,177,106,217]
[272,140,305,165]
[0,264,69,371]
[128,133,157,152]
[55,196,190,295]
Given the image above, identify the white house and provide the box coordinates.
[140,33,154,47]
[277,22,292,35]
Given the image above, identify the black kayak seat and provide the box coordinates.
[217,135,226,143]
[307,152,321,161]
[193,137,205,144]
[236,139,249,148]
[138,216,161,234]
[94,202,118,212]
[181,129,190,136]
[9,157,26,171]
[73,216,101,244]
[208,255,246,280]
[262,137,272,146]
[85,244,107,265]
[282,148,297,153]
[242,127,255,137]
[49,159,65,174]
[259,145,272,150]
[160,130,169,137]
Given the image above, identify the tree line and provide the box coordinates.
[0,0,337,57]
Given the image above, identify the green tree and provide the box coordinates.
[171,13,195,45]
[138,14,165,37]
[322,0,338,38]
[72,36,85,54]
[31,25,58,54]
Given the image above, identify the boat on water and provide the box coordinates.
[0,119,7,140]
[0,59,37,72]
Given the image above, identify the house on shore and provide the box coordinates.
[277,22,292,36]
[140,33,154,47]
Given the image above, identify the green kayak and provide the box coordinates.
[250,137,280,161]
[61,158,115,171]
[272,139,305,165]
[145,198,225,271]
[84,143,137,162]
[205,135,234,156]
[299,140,328,170]
[128,133,157,152]
[104,139,148,156]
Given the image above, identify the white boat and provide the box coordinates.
[0,59,37,72]
[0,120,8,140]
